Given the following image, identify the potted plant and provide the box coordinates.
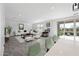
[5,26,12,37]
[5,26,12,42]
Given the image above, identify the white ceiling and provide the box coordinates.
[5,3,73,24]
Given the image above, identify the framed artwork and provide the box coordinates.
[19,24,24,30]
[73,3,79,11]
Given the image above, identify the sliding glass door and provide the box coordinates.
[64,22,74,40]
[58,23,65,39]
[58,20,79,41]
[75,21,79,41]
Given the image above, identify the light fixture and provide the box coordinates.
[50,6,55,10]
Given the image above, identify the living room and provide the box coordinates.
[0,3,79,56]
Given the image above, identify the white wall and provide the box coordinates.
[0,4,5,56]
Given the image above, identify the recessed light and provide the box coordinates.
[51,6,55,10]
[18,14,22,16]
